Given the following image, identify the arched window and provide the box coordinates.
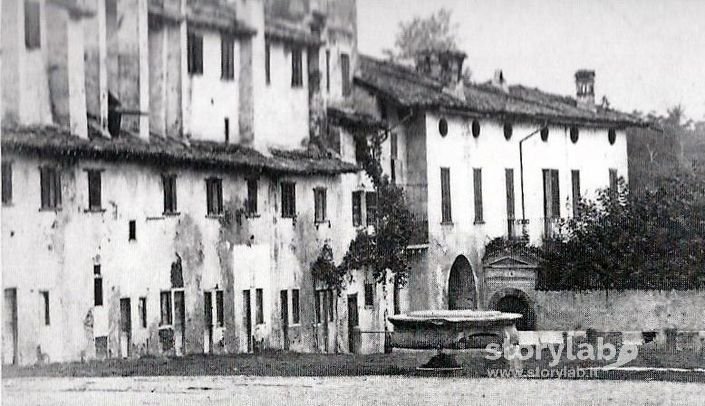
[471,120,481,138]
[608,128,616,145]
[439,118,449,137]
[570,127,579,143]
[540,126,549,142]
[503,122,513,140]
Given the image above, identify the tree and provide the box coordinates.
[385,8,460,59]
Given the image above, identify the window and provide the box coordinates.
[315,291,322,323]
[129,220,136,241]
[440,168,452,223]
[341,53,351,96]
[291,47,303,87]
[503,123,513,140]
[255,288,264,324]
[187,30,203,75]
[439,118,448,136]
[160,291,172,326]
[541,126,549,142]
[94,265,103,306]
[571,170,581,216]
[354,136,367,163]
[473,168,483,223]
[570,127,579,143]
[40,166,62,209]
[86,170,102,210]
[2,162,12,204]
[162,174,177,214]
[265,42,271,84]
[542,169,560,219]
[608,129,617,145]
[221,35,234,80]
[246,179,258,215]
[292,289,300,324]
[314,188,327,223]
[224,118,230,143]
[24,1,41,49]
[327,290,334,321]
[206,178,223,216]
[390,133,398,184]
[40,291,50,325]
[325,49,330,93]
[364,282,374,307]
[471,120,481,138]
[215,290,224,327]
[352,191,362,227]
[138,297,147,328]
[506,169,515,235]
[365,192,377,226]
[609,168,618,192]
[281,182,296,218]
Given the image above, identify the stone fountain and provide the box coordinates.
[387,310,522,370]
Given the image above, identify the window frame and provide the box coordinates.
[281,182,296,218]
[2,161,12,204]
[162,174,178,215]
[24,0,41,50]
[187,30,203,75]
[473,168,484,224]
[40,166,62,210]
[205,177,223,216]
[220,34,235,80]
[314,187,327,224]
[440,167,452,224]
[160,291,173,326]
[86,169,103,211]
[246,178,258,215]
[291,46,303,88]
[340,52,351,96]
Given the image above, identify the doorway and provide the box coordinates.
[447,255,477,310]
[495,295,534,330]
[280,290,289,350]
[243,290,252,352]
[204,291,213,354]
[119,298,131,358]
[347,294,359,353]
[3,288,18,364]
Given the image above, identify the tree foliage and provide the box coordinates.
[385,8,458,58]
[538,174,705,291]
[310,243,347,293]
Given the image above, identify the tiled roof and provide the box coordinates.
[356,55,645,127]
[1,125,357,175]
[148,0,257,37]
[327,106,386,130]
[264,18,323,47]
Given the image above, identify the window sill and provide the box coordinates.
[163,211,181,217]
[84,208,106,213]
[39,207,62,212]
[245,213,261,219]
[474,220,486,225]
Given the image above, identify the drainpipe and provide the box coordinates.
[518,124,547,234]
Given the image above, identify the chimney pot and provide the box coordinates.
[414,49,467,86]
[575,69,596,111]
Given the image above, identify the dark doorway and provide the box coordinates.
[347,294,359,353]
[119,298,131,358]
[204,291,213,354]
[3,288,18,364]
[280,290,289,350]
[173,290,185,355]
[243,290,252,352]
[495,295,534,331]
[447,255,476,310]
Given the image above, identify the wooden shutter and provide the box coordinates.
[2,162,12,204]
[221,36,234,79]
[88,170,101,210]
[265,42,271,84]
[551,170,560,218]
[505,169,515,220]
[571,170,581,216]
[440,168,452,223]
[341,53,351,96]
[473,168,483,223]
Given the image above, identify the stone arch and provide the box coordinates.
[447,255,477,310]
[488,288,535,331]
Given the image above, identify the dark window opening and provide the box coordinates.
[292,289,300,324]
[265,42,271,84]
[352,191,362,227]
[255,288,264,324]
[206,178,223,216]
[160,291,172,325]
[325,49,330,93]
[542,169,561,219]
[364,282,374,306]
[215,290,224,327]
[439,118,448,136]
[570,127,579,143]
[504,123,513,140]
[87,170,102,210]
[608,128,617,145]
[440,167,452,223]
[541,126,549,142]
[506,169,515,235]
[281,182,296,218]
[472,120,481,138]
[129,220,136,241]
[2,162,12,204]
[341,53,351,96]
[571,170,581,216]
[315,291,322,323]
[94,265,103,306]
[390,132,398,159]
[187,30,203,75]
[139,297,147,328]
[24,1,41,49]
[609,168,618,192]
[246,179,258,214]
[314,187,327,223]
[354,136,367,163]
[162,174,177,214]
[473,168,483,223]
[328,290,334,321]
[224,118,230,143]
[40,167,62,209]
[291,47,303,87]
[221,35,234,80]
[40,291,50,325]
[365,192,377,226]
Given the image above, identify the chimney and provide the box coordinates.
[491,69,508,92]
[414,49,467,86]
[575,69,595,111]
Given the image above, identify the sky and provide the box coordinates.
[357,0,705,120]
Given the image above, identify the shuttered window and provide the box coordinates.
[162,174,177,214]
[206,178,223,216]
[87,170,102,210]
[314,187,327,223]
[473,168,483,223]
[40,167,61,209]
[281,182,296,218]
[542,169,560,218]
[221,35,234,80]
[571,170,581,216]
[2,162,12,204]
[440,168,452,223]
[291,47,303,87]
[352,191,362,226]
[24,1,41,49]
[187,30,203,75]
[341,53,351,96]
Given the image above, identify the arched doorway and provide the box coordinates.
[490,289,535,331]
[447,255,476,310]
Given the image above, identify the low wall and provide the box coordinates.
[533,290,705,331]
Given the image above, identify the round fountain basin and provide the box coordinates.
[387,310,521,350]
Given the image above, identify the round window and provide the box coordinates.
[439,118,448,137]
[570,127,579,144]
[472,120,481,138]
[608,128,616,145]
[503,122,513,140]
[540,126,549,142]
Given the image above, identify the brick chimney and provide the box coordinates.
[575,69,595,111]
[414,49,467,86]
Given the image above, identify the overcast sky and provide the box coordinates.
[357,0,705,120]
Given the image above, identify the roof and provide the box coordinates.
[1,125,358,176]
[148,0,257,37]
[356,55,645,127]
[327,106,386,130]
[264,18,323,47]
